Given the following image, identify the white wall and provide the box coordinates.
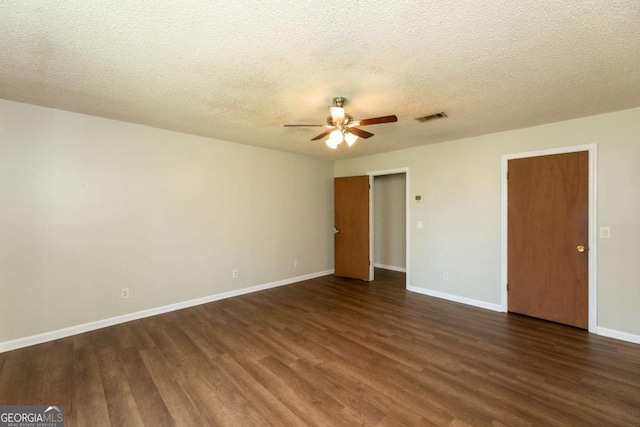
[374,174,406,270]
[0,99,334,345]
[336,107,640,339]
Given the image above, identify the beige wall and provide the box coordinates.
[2,98,638,346]
[0,99,334,344]
[374,174,406,269]
[336,107,640,338]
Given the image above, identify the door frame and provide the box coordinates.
[501,144,597,332]
[368,168,411,288]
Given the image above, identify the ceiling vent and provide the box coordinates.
[416,112,448,122]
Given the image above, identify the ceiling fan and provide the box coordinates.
[284,97,398,149]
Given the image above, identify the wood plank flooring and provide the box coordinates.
[1,269,640,426]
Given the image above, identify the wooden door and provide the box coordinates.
[335,176,371,280]
[508,151,589,329]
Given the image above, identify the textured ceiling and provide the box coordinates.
[1,1,639,160]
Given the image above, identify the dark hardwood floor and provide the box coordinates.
[1,269,639,426]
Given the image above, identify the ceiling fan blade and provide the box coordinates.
[284,124,327,127]
[346,127,374,139]
[350,115,398,127]
[311,129,334,141]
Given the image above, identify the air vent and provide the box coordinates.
[416,112,448,122]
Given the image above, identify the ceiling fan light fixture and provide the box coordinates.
[326,129,343,149]
[329,106,345,123]
[344,132,358,147]
[325,139,339,149]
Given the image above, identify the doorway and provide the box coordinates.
[370,168,410,287]
[501,145,597,332]
[333,169,410,286]
[373,174,407,274]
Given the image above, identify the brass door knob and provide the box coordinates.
[577,245,586,252]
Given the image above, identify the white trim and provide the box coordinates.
[368,167,410,176]
[368,168,411,288]
[368,174,374,281]
[405,170,411,289]
[501,144,598,332]
[407,286,503,312]
[373,263,407,273]
[0,269,334,353]
[588,145,598,332]
[597,327,640,345]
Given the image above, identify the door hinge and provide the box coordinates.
[506,283,509,291]
[506,172,509,179]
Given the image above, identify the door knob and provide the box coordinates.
[334,228,340,234]
[576,245,586,252]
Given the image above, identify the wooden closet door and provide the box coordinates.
[334,176,370,281]
[508,151,589,328]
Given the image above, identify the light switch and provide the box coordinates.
[600,227,611,239]
[417,221,423,229]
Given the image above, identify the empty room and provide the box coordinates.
[1,1,640,426]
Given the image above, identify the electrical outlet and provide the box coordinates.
[294,259,298,268]
[232,269,239,279]
[121,288,130,299]
[443,272,449,280]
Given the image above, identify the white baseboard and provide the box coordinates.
[9,272,636,352]
[0,269,334,353]
[407,286,504,312]
[407,288,640,346]
[597,327,640,345]
[373,263,407,273]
